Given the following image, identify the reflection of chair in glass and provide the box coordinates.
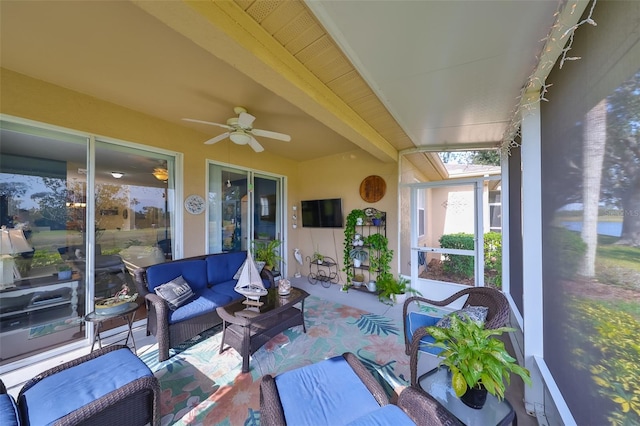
[403,287,510,386]
[57,244,127,299]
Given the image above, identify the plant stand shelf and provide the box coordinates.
[306,257,338,288]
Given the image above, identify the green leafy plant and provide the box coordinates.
[349,248,368,262]
[57,264,72,272]
[312,251,325,263]
[375,275,419,305]
[343,209,366,284]
[365,233,393,278]
[251,239,283,270]
[425,315,531,400]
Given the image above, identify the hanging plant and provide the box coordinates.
[343,209,366,285]
[365,233,393,280]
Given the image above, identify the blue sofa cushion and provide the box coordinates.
[206,252,246,287]
[346,405,415,425]
[146,259,208,292]
[0,394,20,426]
[405,312,443,356]
[19,348,153,426]
[168,289,233,324]
[275,355,382,425]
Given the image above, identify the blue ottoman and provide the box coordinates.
[2,345,159,426]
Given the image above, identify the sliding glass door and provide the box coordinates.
[207,163,284,270]
[0,118,178,367]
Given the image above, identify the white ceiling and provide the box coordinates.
[306,0,560,147]
[1,0,564,170]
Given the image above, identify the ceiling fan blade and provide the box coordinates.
[248,136,264,153]
[182,118,230,130]
[251,128,291,142]
[204,132,230,145]
[237,112,256,128]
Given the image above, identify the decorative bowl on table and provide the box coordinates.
[95,294,138,315]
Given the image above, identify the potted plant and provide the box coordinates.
[252,239,284,270]
[372,211,384,226]
[365,233,393,278]
[425,315,531,409]
[343,209,366,284]
[312,251,324,264]
[349,248,368,267]
[375,274,419,305]
[352,273,365,288]
[57,264,73,280]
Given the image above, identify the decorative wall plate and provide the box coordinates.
[184,194,206,215]
[359,175,386,203]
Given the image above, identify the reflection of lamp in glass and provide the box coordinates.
[111,171,124,179]
[153,167,169,182]
[0,226,33,288]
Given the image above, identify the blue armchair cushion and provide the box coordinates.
[154,275,196,310]
[0,393,20,426]
[18,348,153,426]
[346,405,415,425]
[275,355,382,425]
[405,312,443,356]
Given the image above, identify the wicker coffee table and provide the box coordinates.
[217,287,309,373]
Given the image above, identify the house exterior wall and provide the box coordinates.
[0,68,398,279]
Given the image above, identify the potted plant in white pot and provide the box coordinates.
[352,273,365,288]
[349,248,368,268]
[375,274,419,305]
[424,314,531,409]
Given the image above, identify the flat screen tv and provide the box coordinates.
[301,198,344,228]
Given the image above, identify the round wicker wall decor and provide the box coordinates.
[359,175,386,203]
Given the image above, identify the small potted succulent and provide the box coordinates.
[425,315,531,409]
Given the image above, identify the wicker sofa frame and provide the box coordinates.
[403,287,510,386]
[2,345,159,426]
[133,252,275,362]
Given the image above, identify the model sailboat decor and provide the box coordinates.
[234,251,268,306]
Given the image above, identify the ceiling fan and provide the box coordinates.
[182,106,291,153]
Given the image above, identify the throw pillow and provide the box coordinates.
[435,305,489,329]
[154,276,195,310]
[233,260,266,280]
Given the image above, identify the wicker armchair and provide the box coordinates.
[260,352,461,426]
[403,287,510,386]
[2,345,159,426]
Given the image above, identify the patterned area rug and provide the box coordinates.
[139,296,411,425]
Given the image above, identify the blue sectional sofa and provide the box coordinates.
[134,251,274,362]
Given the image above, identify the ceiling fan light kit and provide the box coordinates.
[229,130,251,145]
[183,106,291,153]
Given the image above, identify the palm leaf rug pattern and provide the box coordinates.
[139,296,410,425]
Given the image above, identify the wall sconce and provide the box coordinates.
[152,167,169,182]
[111,171,124,179]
